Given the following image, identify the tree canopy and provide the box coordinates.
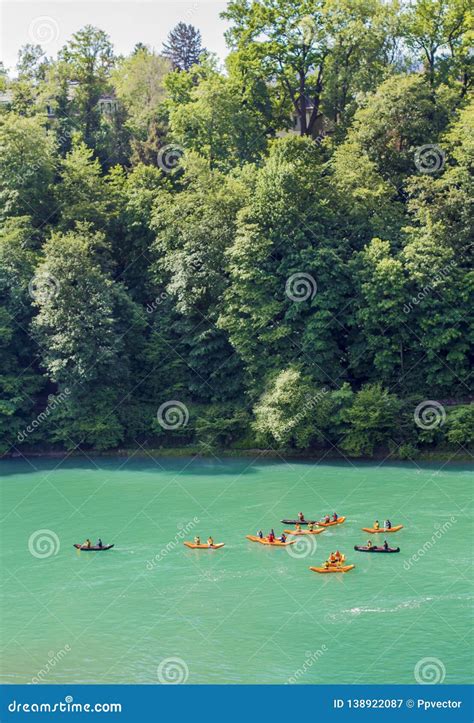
[0,5,472,459]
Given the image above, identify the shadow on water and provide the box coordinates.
[0,453,471,479]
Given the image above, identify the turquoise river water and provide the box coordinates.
[0,456,472,684]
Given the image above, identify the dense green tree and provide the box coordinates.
[0,218,45,453]
[58,26,115,147]
[340,383,401,456]
[169,73,270,168]
[219,136,349,389]
[55,139,110,230]
[31,225,146,449]
[402,0,472,93]
[223,0,399,135]
[112,48,171,138]
[151,155,252,401]
[0,115,56,226]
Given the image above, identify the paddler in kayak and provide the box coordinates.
[298,512,305,522]
[383,539,389,550]
[373,520,380,530]
[308,522,314,532]
[323,514,331,524]
[96,538,103,548]
[257,530,263,539]
[207,536,214,547]
[268,531,275,543]
[328,551,337,565]
[334,550,343,562]
[366,539,373,549]
[194,535,201,545]
[83,538,92,549]
[384,519,392,529]
[332,512,338,521]
[295,522,302,532]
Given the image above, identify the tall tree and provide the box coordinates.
[162,23,204,71]
[402,0,472,93]
[222,0,399,136]
[58,25,115,147]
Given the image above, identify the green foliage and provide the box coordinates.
[169,73,270,168]
[445,405,474,445]
[0,14,471,457]
[340,384,401,456]
[0,114,56,225]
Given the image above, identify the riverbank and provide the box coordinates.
[4,445,472,464]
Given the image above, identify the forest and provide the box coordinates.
[0,0,472,459]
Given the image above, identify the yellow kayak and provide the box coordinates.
[310,564,354,574]
[362,525,403,534]
[284,528,325,536]
[183,542,225,549]
[246,535,295,546]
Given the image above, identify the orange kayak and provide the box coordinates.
[361,525,403,534]
[316,516,346,527]
[246,535,295,546]
[284,528,325,536]
[183,542,225,549]
[310,564,354,573]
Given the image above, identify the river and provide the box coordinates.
[0,456,471,684]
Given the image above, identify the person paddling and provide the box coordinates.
[332,512,338,521]
[207,536,214,547]
[194,535,201,545]
[257,530,263,539]
[373,520,380,530]
[298,512,305,522]
[367,539,373,549]
[83,539,92,549]
[384,519,392,530]
[96,538,103,548]
[383,539,389,550]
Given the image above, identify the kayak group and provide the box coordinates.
[73,514,403,571]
